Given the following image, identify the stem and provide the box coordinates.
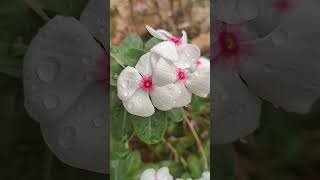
[184,113,209,170]
[24,0,50,21]
[163,138,179,163]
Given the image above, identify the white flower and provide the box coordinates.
[117,52,181,117]
[198,171,210,180]
[173,57,211,107]
[140,167,173,180]
[145,26,210,107]
[146,25,201,69]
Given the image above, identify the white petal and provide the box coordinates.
[202,171,210,180]
[23,15,104,125]
[240,33,320,114]
[186,66,210,97]
[181,30,188,44]
[151,41,179,62]
[212,0,242,24]
[212,65,261,144]
[135,52,152,76]
[177,44,200,69]
[40,83,108,174]
[140,168,156,180]
[80,0,107,47]
[151,55,177,86]
[146,25,172,40]
[174,83,192,107]
[150,84,181,111]
[191,57,210,73]
[237,0,258,21]
[123,89,155,117]
[156,167,173,180]
[117,67,141,101]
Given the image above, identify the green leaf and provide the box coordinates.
[122,48,145,66]
[187,155,203,178]
[110,139,141,180]
[132,111,167,144]
[167,108,184,122]
[122,35,143,50]
[144,37,162,51]
[110,97,134,143]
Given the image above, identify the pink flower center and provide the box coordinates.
[274,0,293,13]
[218,31,239,57]
[196,59,202,65]
[176,69,188,83]
[169,37,182,46]
[140,75,154,92]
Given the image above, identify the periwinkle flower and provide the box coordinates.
[117,26,210,117]
[212,0,320,144]
[140,167,173,180]
[23,0,108,174]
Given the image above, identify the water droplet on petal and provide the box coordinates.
[58,126,76,149]
[123,91,128,97]
[93,116,105,128]
[138,98,143,102]
[263,64,272,73]
[194,71,200,77]
[271,29,288,46]
[43,95,59,109]
[121,80,128,88]
[128,102,134,109]
[82,57,90,64]
[37,61,59,83]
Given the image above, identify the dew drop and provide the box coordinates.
[36,61,59,83]
[82,57,90,65]
[121,80,128,88]
[85,73,94,82]
[93,116,105,128]
[263,64,272,73]
[43,95,59,109]
[271,29,288,46]
[123,91,129,97]
[58,126,76,149]
[138,98,143,102]
[128,102,134,109]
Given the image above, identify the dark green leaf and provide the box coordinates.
[122,35,143,50]
[122,48,145,66]
[132,111,167,144]
[167,108,184,122]
[110,97,134,143]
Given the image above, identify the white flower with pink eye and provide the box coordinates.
[140,167,173,180]
[198,171,210,180]
[146,25,201,69]
[145,26,210,107]
[117,52,181,117]
[172,57,210,107]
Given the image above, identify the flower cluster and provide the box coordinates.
[212,0,320,143]
[140,167,210,180]
[117,26,210,117]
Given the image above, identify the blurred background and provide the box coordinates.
[0,0,105,179]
